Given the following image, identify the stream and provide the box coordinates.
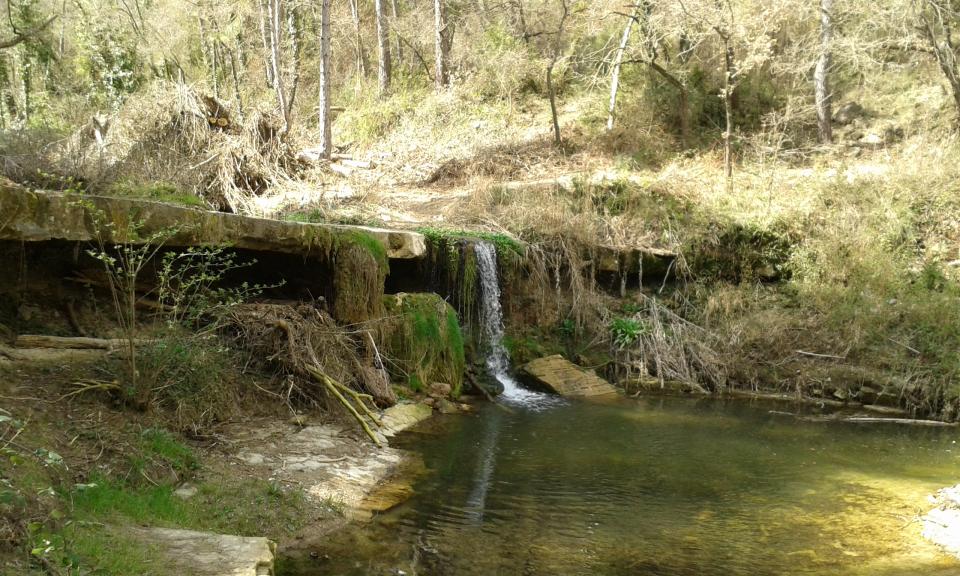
[283,395,960,575]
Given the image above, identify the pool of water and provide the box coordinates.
[285,396,960,575]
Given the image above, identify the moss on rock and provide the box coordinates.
[378,293,465,396]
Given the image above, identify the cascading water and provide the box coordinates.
[474,241,558,407]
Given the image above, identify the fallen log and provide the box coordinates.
[843,417,956,427]
[0,344,107,363]
[14,335,154,350]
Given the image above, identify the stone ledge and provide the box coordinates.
[0,182,425,259]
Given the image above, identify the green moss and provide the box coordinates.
[417,226,524,257]
[341,230,388,268]
[329,231,389,324]
[379,293,466,396]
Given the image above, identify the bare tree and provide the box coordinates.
[434,0,449,89]
[349,0,368,80]
[815,0,833,143]
[318,0,333,158]
[607,6,639,131]
[546,0,569,146]
[391,0,403,65]
[917,0,960,120]
[267,0,290,134]
[257,0,275,86]
[375,0,392,95]
[287,5,302,120]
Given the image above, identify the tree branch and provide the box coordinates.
[0,14,57,50]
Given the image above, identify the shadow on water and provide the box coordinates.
[280,396,960,576]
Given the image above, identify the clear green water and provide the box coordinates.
[287,397,960,575]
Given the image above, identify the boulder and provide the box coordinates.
[521,355,618,398]
[436,398,459,414]
[428,382,452,398]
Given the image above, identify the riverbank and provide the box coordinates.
[0,355,442,574]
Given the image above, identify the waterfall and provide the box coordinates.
[474,241,555,407]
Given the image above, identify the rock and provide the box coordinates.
[857,133,884,148]
[521,355,618,398]
[923,484,960,559]
[436,398,459,414]
[422,397,436,407]
[288,414,309,427]
[131,527,275,576]
[428,382,452,398]
[458,403,472,412]
[173,483,199,500]
[833,102,865,125]
[380,402,433,437]
[237,452,266,466]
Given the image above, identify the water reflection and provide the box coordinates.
[464,407,503,523]
[283,397,960,576]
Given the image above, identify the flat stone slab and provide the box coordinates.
[522,355,618,397]
[223,420,421,520]
[132,527,275,576]
[0,181,425,259]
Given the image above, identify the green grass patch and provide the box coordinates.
[66,474,308,539]
[106,181,205,208]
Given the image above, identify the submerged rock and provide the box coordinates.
[521,355,618,398]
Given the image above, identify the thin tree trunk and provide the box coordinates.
[391,0,403,65]
[268,0,289,135]
[349,0,368,80]
[547,62,561,145]
[723,42,734,178]
[375,0,392,96]
[287,6,301,121]
[257,0,275,87]
[815,0,833,144]
[606,9,637,131]
[318,0,333,158]
[434,0,449,90]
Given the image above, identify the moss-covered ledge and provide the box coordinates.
[0,181,426,260]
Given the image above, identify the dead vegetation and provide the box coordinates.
[227,302,389,444]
